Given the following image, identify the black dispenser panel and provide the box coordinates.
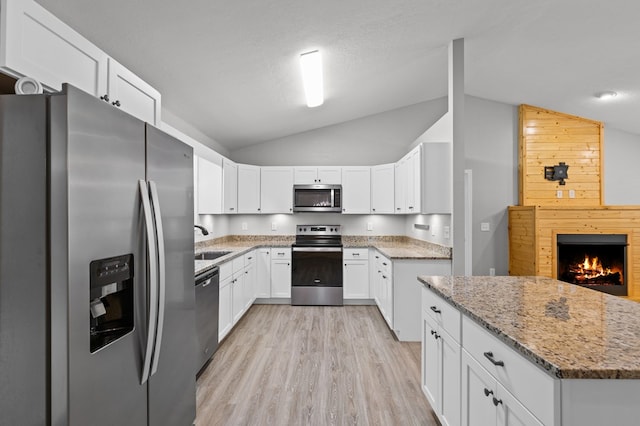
[89,254,134,353]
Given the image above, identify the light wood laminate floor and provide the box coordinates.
[195,304,438,425]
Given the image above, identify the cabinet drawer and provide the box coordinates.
[219,262,233,281]
[462,315,557,426]
[232,255,245,273]
[422,287,461,343]
[271,247,291,260]
[343,248,369,260]
[244,250,256,265]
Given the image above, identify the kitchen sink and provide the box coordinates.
[194,251,232,260]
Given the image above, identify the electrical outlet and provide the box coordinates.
[557,190,563,198]
[367,222,373,231]
[480,222,490,232]
[241,222,248,231]
[444,226,450,239]
[271,222,277,231]
[489,268,496,276]
[569,189,576,198]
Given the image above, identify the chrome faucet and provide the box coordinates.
[194,225,209,236]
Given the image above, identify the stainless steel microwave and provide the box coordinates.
[293,184,342,212]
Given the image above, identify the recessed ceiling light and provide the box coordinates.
[595,91,618,100]
[299,50,323,108]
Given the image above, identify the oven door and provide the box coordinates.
[291,246,343,287]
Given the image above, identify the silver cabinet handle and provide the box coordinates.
[149,181,165,377]
[139,180,158,385]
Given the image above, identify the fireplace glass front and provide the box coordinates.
[557,234,627,296]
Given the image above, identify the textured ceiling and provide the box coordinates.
[36,0,640,150]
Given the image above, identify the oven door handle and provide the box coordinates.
[292,247,343,252]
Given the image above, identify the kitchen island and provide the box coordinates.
[418,275,640,426]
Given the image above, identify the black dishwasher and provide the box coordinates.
[195,266,219,373]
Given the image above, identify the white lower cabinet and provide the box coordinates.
[422,286,461,426]
[255,248,271,298]
[218,267,233,341]
[343,248,369,299]
[243,250,257,309]
[270,248,291,298]
[462,350,542,426]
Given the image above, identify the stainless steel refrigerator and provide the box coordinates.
[0,84,197,425]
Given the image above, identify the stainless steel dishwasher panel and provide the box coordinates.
[195,267,220,372]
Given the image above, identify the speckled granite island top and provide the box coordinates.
[418,275,640,379]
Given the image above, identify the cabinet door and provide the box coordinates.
[462,350,498,426]
[106,58,161,125]
[260,167,294,214]
[271,259,291,298]
[394,159,407,214]
[293,167,318,184]
[244,263,256,309]
[496,383,543,426]
[255,249,271,298]
[422,313,441,413]
[219,276,233,341]
[0,0,108,97]
[317,167,342,184]
[197,156,222,214]
[407,147,421,213]
[231,273,245,324]
[342,167,371,214]
[381,272,393,328]
[343,260,369,299]
[441,330,461,426]
[223,159,238,214]
[237,164,261,214]
[371,163,395,214]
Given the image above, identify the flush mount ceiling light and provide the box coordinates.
[595,91,618,100]
[299,50,323,107]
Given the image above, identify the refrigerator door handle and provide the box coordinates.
[148,181,166,377]
[139,180,159,385]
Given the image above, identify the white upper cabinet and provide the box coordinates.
[394,157,408,214]
[237,164,261,214]
[0,0,108,97]
[371,163,395,214]
[406,146,422,214]
[260,167,294,214]
[294,166,341,184]
[0,0,161,125]
[222,159,238,214]
[197,155,223,214]
[106,58,161,125]
[341,167,371,214]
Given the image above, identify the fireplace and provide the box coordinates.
[557,234,627,296]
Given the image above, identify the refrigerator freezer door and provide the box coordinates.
[145,124,197,426]
[50,85,149,425]
[0,95,48,426]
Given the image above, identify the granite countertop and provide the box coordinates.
[194,235,451,275]
[418,275,640,380]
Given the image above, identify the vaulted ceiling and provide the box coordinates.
[36,0,640,151]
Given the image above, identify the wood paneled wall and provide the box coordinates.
[508,206,640,301]
[519,105,604,206]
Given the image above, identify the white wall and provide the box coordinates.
[404,214,452,246]
[464,96,519,276]
[230,98,447,166]
[226,213,406,236]
[604,127,640,205]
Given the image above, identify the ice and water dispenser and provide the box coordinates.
[89,254,134,353]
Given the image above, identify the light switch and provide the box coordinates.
[557,190,563,198]
[271,222,277,231]
[569,189,576,198]
[444,226,450,239]
[480,222,490,232]
[241,222,248,231]
[367,222,373,231]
